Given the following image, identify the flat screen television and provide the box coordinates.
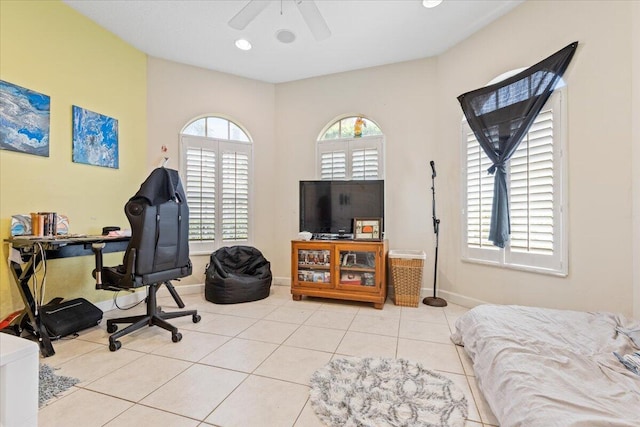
[299,180,384,238]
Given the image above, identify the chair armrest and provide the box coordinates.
[123,248,136,281]
[92,245,137,289]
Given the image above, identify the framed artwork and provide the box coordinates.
[353,217,382,241]
[72,105,118,168]
[0,80,50,157]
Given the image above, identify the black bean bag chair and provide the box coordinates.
[205,246,272,304]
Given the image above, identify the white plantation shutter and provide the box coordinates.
[509,109,554,254]
[185,145,216,241]
[317,136,383,180]
[221,147,250,241]
[465,130,495,249]
[462,91,566,275]
[352,147,379,180]
[181,134,252,253]
[320,151,347,179]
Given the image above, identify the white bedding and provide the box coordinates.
[451,305,640,427]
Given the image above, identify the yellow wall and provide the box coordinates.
[0,1,147,316]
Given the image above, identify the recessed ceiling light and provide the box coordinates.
[276,29,296,44]
[423,0,443,8]
[235,38,252,50]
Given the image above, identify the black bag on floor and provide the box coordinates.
[39,298,103,338]
[205,246,272,304]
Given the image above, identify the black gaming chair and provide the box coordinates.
[93,167,201,351]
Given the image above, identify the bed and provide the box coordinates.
[450,305,640,426]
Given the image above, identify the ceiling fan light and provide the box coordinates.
[422,0,443,8]
[235,38,252,50]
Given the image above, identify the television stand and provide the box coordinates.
[291,239,388,309]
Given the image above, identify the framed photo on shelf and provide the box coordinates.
[353,217,382,241]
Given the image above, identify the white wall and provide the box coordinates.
[435,0,635,316]
[273,58,439,282]
[146,57,277,284]
[145,1,638,317]
[271,0,636,316]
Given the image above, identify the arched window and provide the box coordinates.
[461,70,567,275]
[317,116,384,180]
[180,116,252,254]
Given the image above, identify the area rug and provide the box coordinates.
[310,357,468,427]
[39,364,79,407]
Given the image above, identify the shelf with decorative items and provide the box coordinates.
[291,240,388,309]
[295,245,333,289]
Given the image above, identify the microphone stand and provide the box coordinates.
[423,161,447,307]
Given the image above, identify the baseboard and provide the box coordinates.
[94,290,146,312]
[436,289,487,308]
[155,283,204,298]
[137,278,485,310]
[385,286,488,309]
[275,277,485,309]
[272,276,291,287]
[94,283,205,312]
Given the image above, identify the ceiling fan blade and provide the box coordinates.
[229,0,272,30]
[295,0,331,41]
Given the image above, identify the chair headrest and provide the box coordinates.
[131,167,186,206]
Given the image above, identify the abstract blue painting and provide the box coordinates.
[0,80,50,157]
[72,105,118,169]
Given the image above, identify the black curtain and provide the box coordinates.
[458,42,578,248]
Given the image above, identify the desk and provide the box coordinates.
[5,236,129,357]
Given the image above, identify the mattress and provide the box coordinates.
[451,305,640,427]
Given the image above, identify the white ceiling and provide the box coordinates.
[63,0,524,84]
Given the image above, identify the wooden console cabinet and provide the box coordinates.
[291,240,388,309]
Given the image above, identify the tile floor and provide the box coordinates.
[38,286,499,427]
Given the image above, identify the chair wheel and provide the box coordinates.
[193,314,201,323]
[172,332,182,343]
[107,324,118,333]
[109,340,122,352]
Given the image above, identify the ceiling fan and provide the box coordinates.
[228,0,331,41]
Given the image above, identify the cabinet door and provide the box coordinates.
[292,243,333,289]
[335,243,381,292]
